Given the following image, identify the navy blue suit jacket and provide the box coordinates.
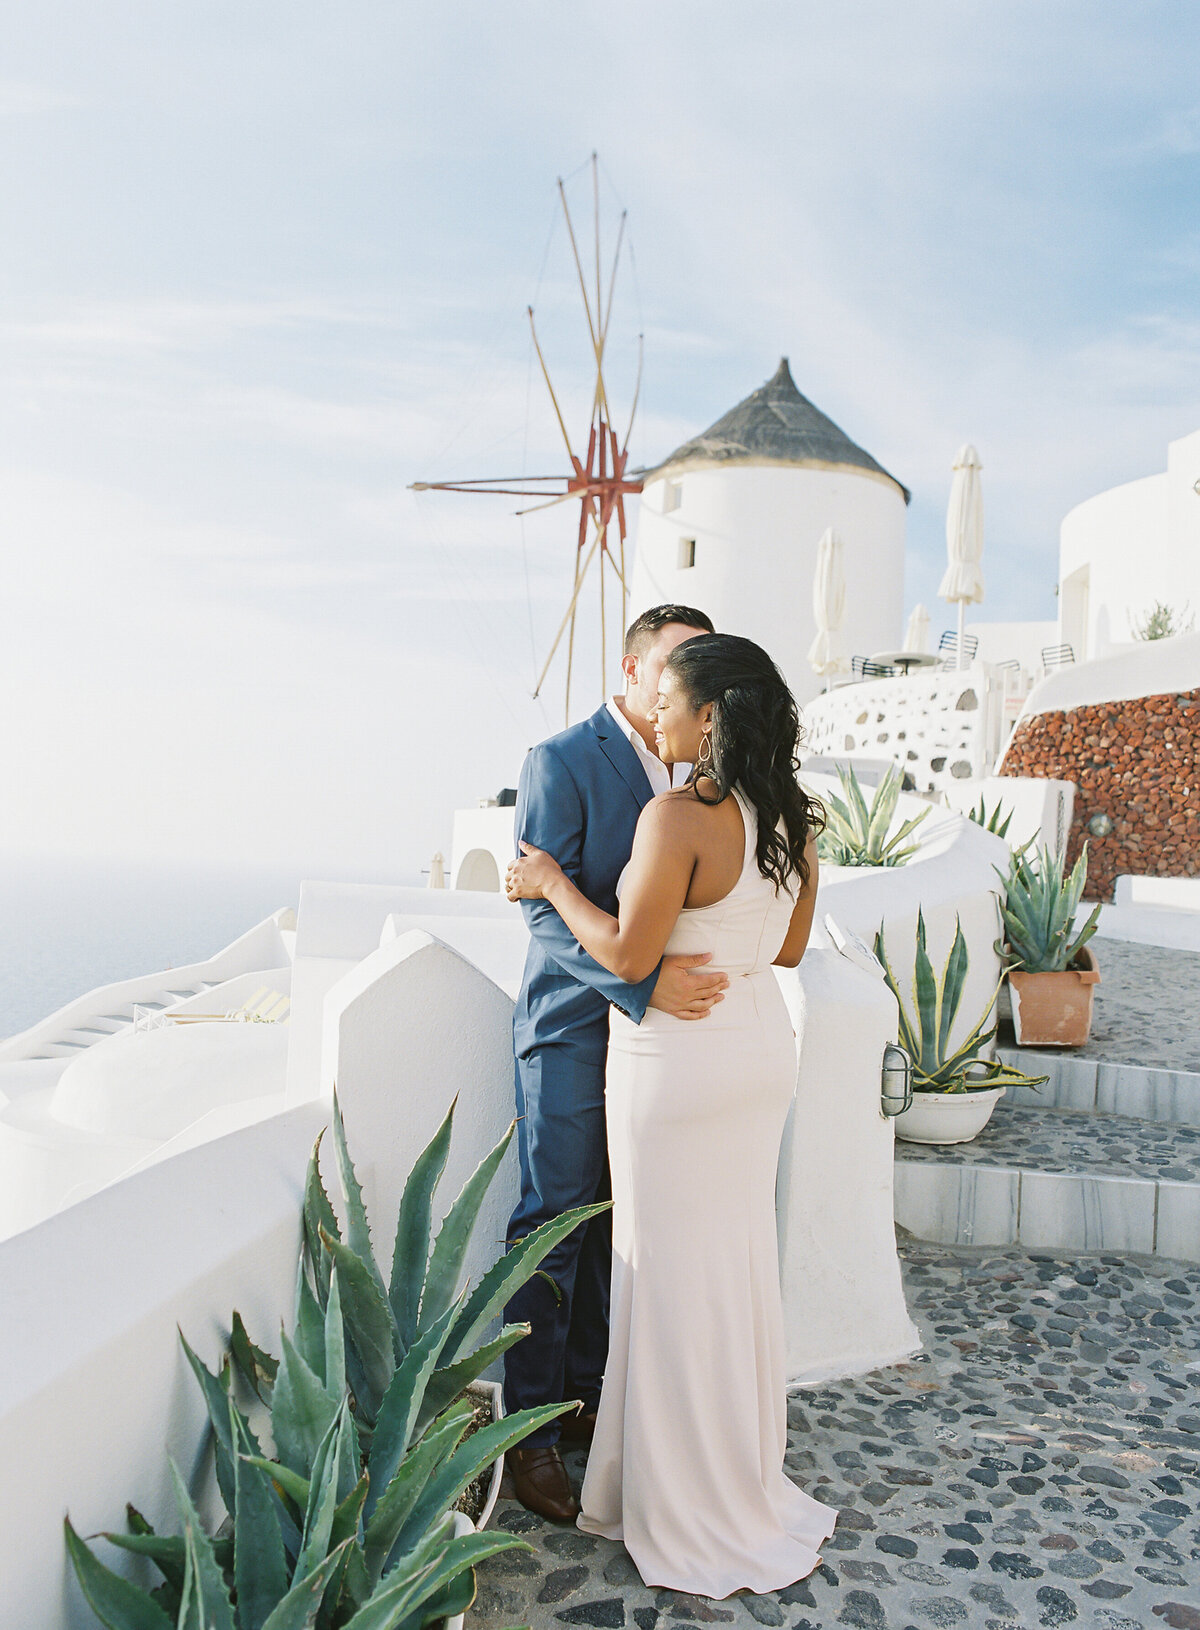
[512,703,660,1064]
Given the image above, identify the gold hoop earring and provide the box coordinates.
[697,732,712,766]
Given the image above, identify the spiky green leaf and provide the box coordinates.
[178,1331,255,1515]
[303,1130,340,1301]
[415,1329,529,1438]
[293,1257,328,1382]
[230,1311,278,1405]
[331,1092,388,1302]
[344,1533,533,1630]
[232,1401,289,1630]
[440,1201,609,1369]
[320,1229,397,1413]
[418,1124,515,1335]
[63,1518,174,1630]
[392,1402,572,1556]
[272,1330,340,1479]
[367,1303,460,1513]
[389,1100,457,1352]
[258,1542,353,1630]
[362,1403,474,1584]
[171,1460,237,1630]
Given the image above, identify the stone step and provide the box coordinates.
[997,1042,1200,1128]
[894,1101,1200,1263]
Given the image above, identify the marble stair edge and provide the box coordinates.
[996,1044,1200,1128]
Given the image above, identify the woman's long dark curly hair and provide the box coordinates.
[663,633,825,891]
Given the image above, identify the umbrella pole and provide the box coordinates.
[956,601,966,670]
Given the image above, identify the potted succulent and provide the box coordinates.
[816,763,929,868]
[874,909,1047,1144]
[65,1098,607,1630]
[996,843,1102,1047]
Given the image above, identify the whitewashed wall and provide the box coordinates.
[322,931,520,1307]
[1059,426,1200,661]
[631,463,906,706]
[0,1104,325,1630]
[776,944,919,1382]
[450,805,520,893]
[801,667,994,793]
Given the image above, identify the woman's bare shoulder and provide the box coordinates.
[637,787,710,833]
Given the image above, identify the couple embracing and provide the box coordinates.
[501,605,837,1599]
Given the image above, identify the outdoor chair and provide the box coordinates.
[1040,643,1075,669]
[936,629,979,662]
[851,655,897,678]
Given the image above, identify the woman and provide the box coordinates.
[505,633,836,1598]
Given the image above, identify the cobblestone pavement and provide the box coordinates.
[471,1234,1200,1630]
[1060,937,1200,1074]
[896,1102,1200,1181]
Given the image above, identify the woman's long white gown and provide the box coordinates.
[577,790,837,1597]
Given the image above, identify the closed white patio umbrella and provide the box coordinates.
[807,526,847,691]
[903,602,930,654]
[939,444,984,669]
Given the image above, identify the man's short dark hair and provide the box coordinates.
[624,603,715,657]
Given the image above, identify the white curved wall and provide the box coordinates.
[776,947,919,1382]
[0,1104,325,1630]
[631,464,906,705]
[1058,427,1200,660]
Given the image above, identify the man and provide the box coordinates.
[503,604,728,1522]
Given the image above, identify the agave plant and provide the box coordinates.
[816,763,929,869]
[275,1094,604,1442]
[874,909,1048,1094]
[66,1098,607,1629]
[995,842,1102,974]
[965,795,1013,839]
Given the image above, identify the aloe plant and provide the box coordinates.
[816,763,929,868]
[875,909,1048,1094]
[66,1098,608,1629]
[996,843,1102,974]
[966,795,1013,839]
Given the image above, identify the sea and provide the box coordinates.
[0,857,419,1042]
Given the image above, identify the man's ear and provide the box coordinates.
[620,651,638,686]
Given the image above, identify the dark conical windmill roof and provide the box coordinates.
[648,358,909,503]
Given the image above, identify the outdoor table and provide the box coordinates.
[869,650,940,676]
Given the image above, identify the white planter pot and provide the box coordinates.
[466,1379,505,1531]
[894,1085,1005,1146]
[444,1510,475,1630]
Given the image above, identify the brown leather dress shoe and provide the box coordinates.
[505,1445,580,1523]
[558,1409,598,1447]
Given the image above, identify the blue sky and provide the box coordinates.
[1,2,1197,875]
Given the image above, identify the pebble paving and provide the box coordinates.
[471,1233,1200,1630]
[1044,937,1200,1074]
[894,1102,1200,1182]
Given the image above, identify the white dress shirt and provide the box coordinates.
[606,697,690,796]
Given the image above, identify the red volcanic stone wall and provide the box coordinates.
[999,686,1200,901]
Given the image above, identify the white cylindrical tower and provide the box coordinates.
[630,358,909,704]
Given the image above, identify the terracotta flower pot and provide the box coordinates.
[1007,945,1100,1047]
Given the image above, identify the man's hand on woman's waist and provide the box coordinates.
[646,953,729,1020]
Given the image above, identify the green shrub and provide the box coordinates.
[875,909,1047,1095]
[66,1098,607,1629]
[816,763,929,868]
[965,796,1013,839]
[996,843,1101,974]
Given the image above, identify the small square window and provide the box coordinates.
[664,480,682,513]
[678,538,696,569]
